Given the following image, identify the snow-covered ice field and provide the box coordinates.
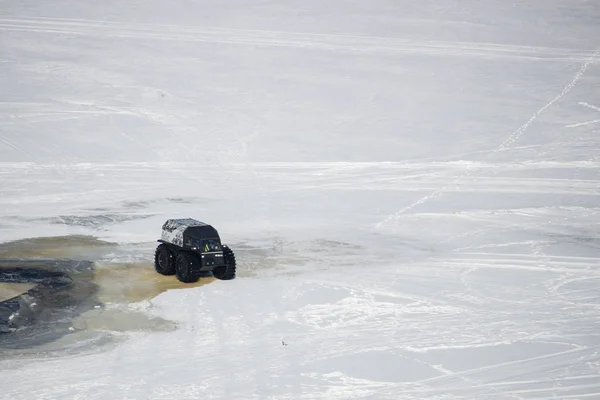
[1,1,600,399]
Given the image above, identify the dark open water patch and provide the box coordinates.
[0,259,98,349]
[0,235,202,357]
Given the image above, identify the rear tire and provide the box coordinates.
[154,244,175,275]
[213,245,236,280]
[175,252,200,283]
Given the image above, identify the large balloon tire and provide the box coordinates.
[213,245,236,280]
[154,244,175,276]
[175,252,200,283]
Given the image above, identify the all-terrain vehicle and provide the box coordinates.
[154,218,236,283]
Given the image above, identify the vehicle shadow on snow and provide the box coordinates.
[0,235,215,358]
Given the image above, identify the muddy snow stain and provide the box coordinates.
[0,235,214,354]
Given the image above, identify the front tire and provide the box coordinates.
[154,244,175,275]
[213,245,236,280]
[175,252,200,283]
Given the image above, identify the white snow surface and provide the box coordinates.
[1,0,600,399]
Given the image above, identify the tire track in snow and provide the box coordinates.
[375,47,600,229]
[302,176,600,195]
[0,16,597,61]
[580,102,600,113]
[567,102,600,129]
[1,161,598,199]
[498,48,600,151]
[413,345,600,387]
[437,254,600,274]
[0,130,39,163]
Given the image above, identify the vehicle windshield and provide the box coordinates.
[184,236,201,250]
[201,239,222,252]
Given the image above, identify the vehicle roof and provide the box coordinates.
[163,218,220,240]
[166,218,209,227]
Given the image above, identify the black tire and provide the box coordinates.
[154,244,175,275]
[213,245,236,280]
[175,252,200,283]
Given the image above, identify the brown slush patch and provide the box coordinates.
[0,235,213,350]
[93,262,215,304]
[0,235,115,259]
[0,283,36,303]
